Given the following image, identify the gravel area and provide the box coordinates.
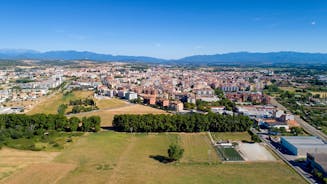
[238,143,276,161]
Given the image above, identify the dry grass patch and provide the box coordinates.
[27,90,94,114]
[0,148,59,181]
[0,132,305,184]
[54,132,305,184]
[73,104,167,126]
[2,163,75,184]
[55,132,132,184]
[95,98,128,109]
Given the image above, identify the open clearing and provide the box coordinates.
[27,90,129,115]
[238,143,276,161]
[2,163,75,184]
[26,89,164,127]
[72,104,167,126]
[1,132,305,184]
[180,133,220,163]
[0,148,60,180]
[211,132,252,142]
[33,132,306,183]
[27,91,94,114]
[95,98,128,109]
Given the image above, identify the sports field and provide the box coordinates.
[1,132,306,184]
[216,146,244,161]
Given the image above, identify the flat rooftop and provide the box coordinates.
[281,136,326,145]
[308,153,327,173]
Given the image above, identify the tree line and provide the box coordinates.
[70,98,96,106]
[113,113,253,132]
[0,114,101,143]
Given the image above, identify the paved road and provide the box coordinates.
[251,129,316,184]
[270,97,327,142]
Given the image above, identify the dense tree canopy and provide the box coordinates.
[113,113,253,132]
[0,114,101,144]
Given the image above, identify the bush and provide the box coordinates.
[168,144,184,161]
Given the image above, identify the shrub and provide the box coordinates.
[167,144,184,161]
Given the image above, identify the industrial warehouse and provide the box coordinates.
[280,136,327,156]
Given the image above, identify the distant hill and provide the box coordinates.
[0,49,165,63]
[178,52,327,64]
[0,49,327,65]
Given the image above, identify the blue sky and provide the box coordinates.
[0,0,326,59]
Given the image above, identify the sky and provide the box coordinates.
[0,0,326,59]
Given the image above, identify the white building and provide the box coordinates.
[125,92,138,101]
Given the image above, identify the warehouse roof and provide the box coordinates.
[308,153,327,173]
[281,136,326,145]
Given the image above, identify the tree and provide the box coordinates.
[167,144,184,161]
[290,127,303,136]
[214,88,225,98]
[57,104,68,115]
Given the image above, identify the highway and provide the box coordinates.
[270,97,327,142]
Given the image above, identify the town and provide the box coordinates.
[0,60,326,183]
[1,0,327,183]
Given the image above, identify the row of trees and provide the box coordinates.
[0,114,101,142]
[113,113,253,132]
[69,98,96,106]
[71,105,98,114]
[197,99,236,111]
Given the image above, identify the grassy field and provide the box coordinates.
[211,132,252,142]
[27,91,94,114]
[180,133,220,163]
[27,90,132,115]
[26,90,165,127]
[72,104,167,127]
[2,132,305,184]
[95,98,128,109]
[0,148,60,181]
[4,132,83,151]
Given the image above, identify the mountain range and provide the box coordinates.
[1,49,327,65]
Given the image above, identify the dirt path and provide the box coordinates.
[108,136,137,184]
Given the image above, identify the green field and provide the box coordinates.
[180,133,220,163]
[27,91,94,114]
[211,132,252,142]
[2,132,305,184]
